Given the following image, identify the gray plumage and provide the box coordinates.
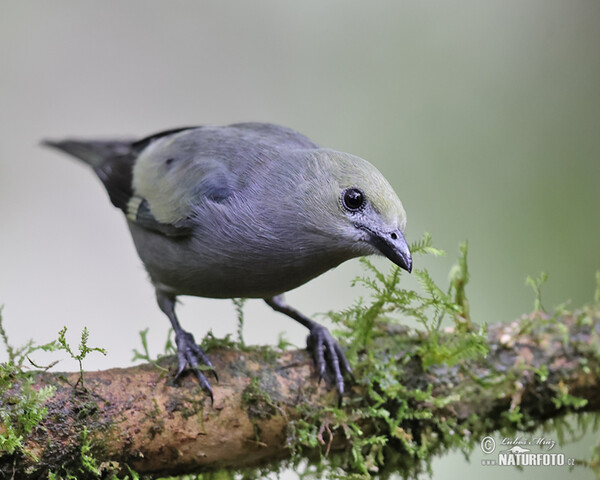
[43,122,412,403]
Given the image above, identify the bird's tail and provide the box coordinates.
[42,138,138,212]
[41,139,135,168]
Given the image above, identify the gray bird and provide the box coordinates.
[43,123,412,402]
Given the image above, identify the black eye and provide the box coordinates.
[342,188,365,211]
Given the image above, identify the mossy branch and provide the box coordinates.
[1,307,599,479]
[3,238,599,478]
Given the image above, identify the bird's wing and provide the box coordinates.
[45,124,318,237]
[127,123,319,234]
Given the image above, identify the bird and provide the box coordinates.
[43,122,412,403]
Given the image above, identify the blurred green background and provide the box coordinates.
[1,1,599,478]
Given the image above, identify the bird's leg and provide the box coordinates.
[265,295,352,399]
[156,291,218,403]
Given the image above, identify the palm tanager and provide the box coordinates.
[43,123,412,402]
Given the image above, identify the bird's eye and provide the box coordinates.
[342,188,365,212]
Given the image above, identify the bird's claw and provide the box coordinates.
[306,324,353,403]
[174,330,218,404]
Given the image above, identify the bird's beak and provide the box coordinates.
[365,227,413,273]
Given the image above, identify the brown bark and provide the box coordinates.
[1,308,599,479]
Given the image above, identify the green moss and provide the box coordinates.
[79,427,100,475]
[0,364,55,460]
[283,237,600,479]
[241,377,281,421]
[552,383,589,410]
[56,326,107,389]
[0,309,57,461]
[284,235,490,477]
[0,312,132,479]
[233,297,247,348]
[201,330,239,351]
[131,327,171,374]
[144,398,165,439]
[526,272,549,312]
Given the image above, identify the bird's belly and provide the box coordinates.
[156,266,319,299]
[127,222,351,299]
[147,253,345,299]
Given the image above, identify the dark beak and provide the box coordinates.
[366,228,413,273]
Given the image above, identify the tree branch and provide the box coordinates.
[2,308,599,479]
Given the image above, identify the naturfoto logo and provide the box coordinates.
[480,436,575,468]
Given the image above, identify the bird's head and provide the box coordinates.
[302,150,412,273]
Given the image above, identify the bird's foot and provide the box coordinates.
[174,329,218,404]
[306,324,353,402]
